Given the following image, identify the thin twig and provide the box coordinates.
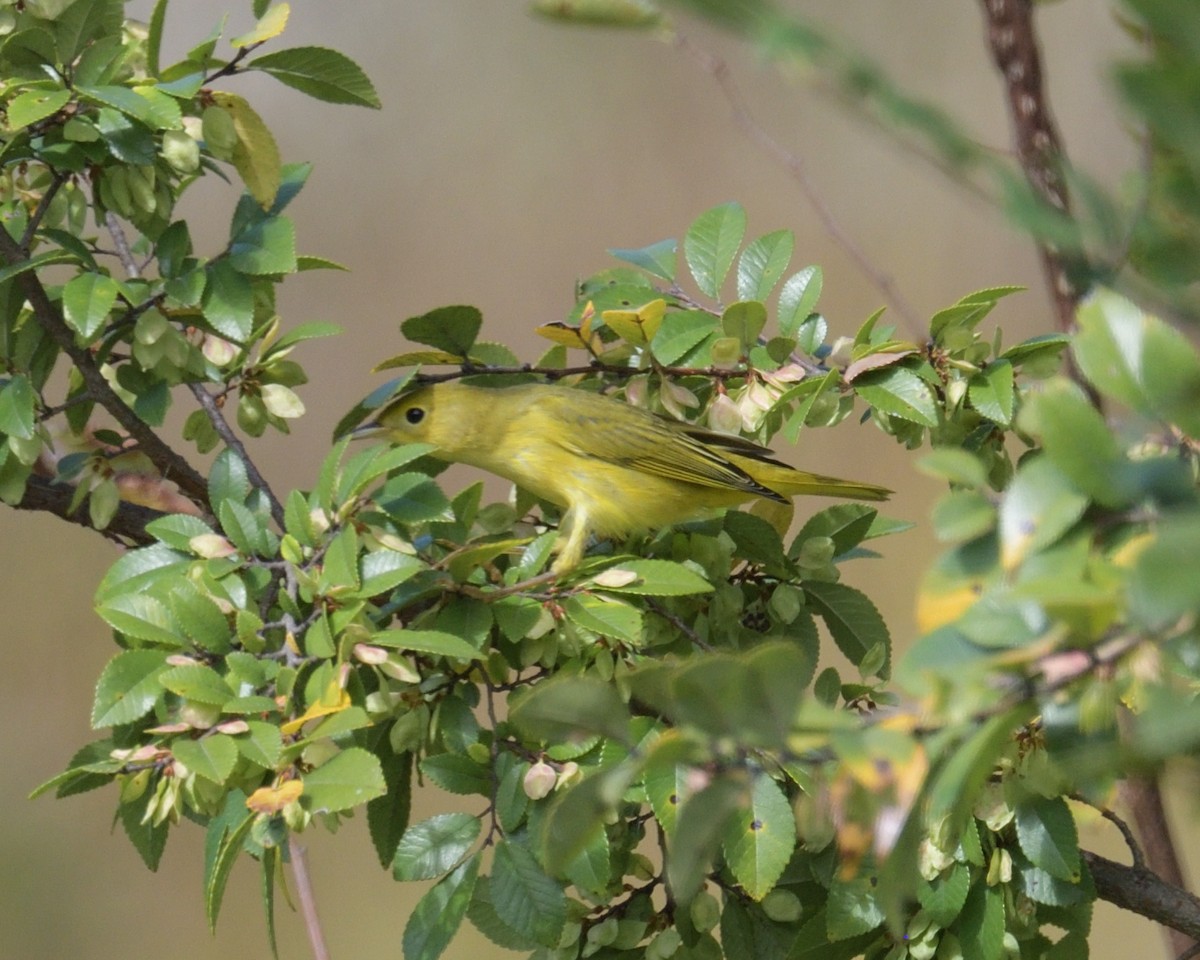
[672,30,924,338]
[188,382,286,528]
[104,211,141,278]
[20,173,68,249]
[287,835,331,960]
[0,227,211,508]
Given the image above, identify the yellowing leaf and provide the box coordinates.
[210,92,281,208]
[536,321,594,351]
[281,685,350,735]
[230,2,290,47]
[601,297,666,346]
[246,779,303,814]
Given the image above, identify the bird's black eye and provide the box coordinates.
[405,406,425,425]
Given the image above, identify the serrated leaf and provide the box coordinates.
[0,374,36,440]
[918,861,970,926]
[793,503,878,558]
[204,791,253,931]
[237,721,283,768]
[247,42,383,107]
[61,271,119,341]
[958,881,1005,960]
[230,2,289,47]
[825,873,885,940]
[854,366,938,426]
[400,305,482,356]
[302,747,386,812]
[778,265,823,338]
[490,840,567,948]
[1015,796,1080,882]
[91,649,169,728]
[932,490,996,543]
[968,360,1015,426]
[563,594,643,643]
[466,876,542,952]
[160,664,234,706]
[668,777,744,904]
[7,88,71,130]
[609,237,676,281]
[120,786,170,871]
[393,811,480,881]
[361,550,424,595]
[803,581,891,678]
[721,773,795,900]
[96,592,183,647]
[229,214,296,275]
[211,92,281,208]
[202,259,253,340]
[371,628,482,660]
[593,558,713,596]
[77,84,181,130]
[420,752,491,796]
[402,853,479,960]
[737,229,794,302]
[684,202,746,298]
[509,674,631,744]
[172,734,238,784]
[649,309,717,365]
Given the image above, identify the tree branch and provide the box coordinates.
[0,229,211,510]
[977,0,1079,330]
[288,835,331,960]
[1085,851,1200,945]
[13,474,161,545]
[187,383,285,528]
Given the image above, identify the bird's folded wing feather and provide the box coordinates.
[548,395,781,498]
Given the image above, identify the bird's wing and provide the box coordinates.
[545,391,786,502]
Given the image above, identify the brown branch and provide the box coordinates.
[1085,851,1200,946]
[672,30,924,338]
[287,835,331,960]
[13,474,161,545]
[187,383,285,528]
[976,0,1080,333]
[0,229,211,510]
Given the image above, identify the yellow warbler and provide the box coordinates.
[369,382,890,573]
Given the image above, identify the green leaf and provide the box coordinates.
[609,237,676,281]
[803,581,891,678]
[684,201,746,298]
[402,853,479,960]
[931,490,996,543]
[918,861,970,926]
[202,259,253,341]
[825,874,884,940]
[76,84,181,130]
[737,229,794,302]
[1015,796,1080,882]
[0,248,80,286]
[968,359,1014,426]
[490,840,567,948]
[419,752,491,796]
[229,214,296,274]
[957,881,1005,960]
[146,0,167,75]
[393,811,481,881]
[120,786,170,871]
[854,366,939,426]
[237,721,282,768]
[778,265,823,339]
[61,271,120,341]
[594,558,713,596]
[721,773,795,901]
[369,742,412,868]
[249,45,381,108]
[997,456,1088,570]
[509,674,631,744]
[793,503,878,558]
[159,664,233,706]
[0,374,36,440]
[400,305,482,356]
[668,777,744,904]
[208,448,251,508]
[204,791,254,931]
[371,628,483,660]
[173,734,238,784]
[7,88,71,131]
[563,594,643,643]
[649,309,717,365]
[361,550,424,595]
[467,876,542,952]
[302,747,386,812]
[917,449,989,488]
[1129,516,1200,630]
[722,300,768,350]
[91,649,169,728]
[169,582,232,653]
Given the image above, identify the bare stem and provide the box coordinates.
[288,835,331,960]
[188,383,286,528]
[672,29,924,338]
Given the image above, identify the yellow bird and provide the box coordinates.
[367,382,890,573]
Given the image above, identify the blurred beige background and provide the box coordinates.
[0,3,1187,958]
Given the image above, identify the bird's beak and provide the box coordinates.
[351,420,385,440]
